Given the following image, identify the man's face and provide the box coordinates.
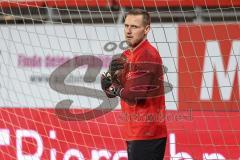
[124,15,150,48]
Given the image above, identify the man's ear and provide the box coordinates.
[144,25,150,35]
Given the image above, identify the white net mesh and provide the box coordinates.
[0,0,239,159]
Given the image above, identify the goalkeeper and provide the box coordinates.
[101,9,167,160]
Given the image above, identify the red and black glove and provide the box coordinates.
[101,54,127,98]
[108,54,128,86]
[106,83,123,97]
[100,72,112,90]
[100,72,116,98]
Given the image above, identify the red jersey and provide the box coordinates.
[120,39,167,141]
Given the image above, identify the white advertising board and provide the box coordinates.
[0,24,178,109]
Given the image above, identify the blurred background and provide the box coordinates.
[0,0,240,24]
[0,0,240,160]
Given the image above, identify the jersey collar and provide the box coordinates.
[129,39,148,53]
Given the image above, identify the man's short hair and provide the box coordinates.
[126,8,151,26]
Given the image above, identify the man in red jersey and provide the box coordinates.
[101,9,167,160]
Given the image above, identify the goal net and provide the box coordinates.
[0,0,239,159]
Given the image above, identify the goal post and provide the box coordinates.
[0,0,239,159]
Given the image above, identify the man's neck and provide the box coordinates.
[129,38,147,52]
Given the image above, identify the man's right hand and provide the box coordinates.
[100,72,112,91]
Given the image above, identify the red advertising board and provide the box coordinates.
[179,24,240,111]
[117,0,240,7]
[0,0,240,7]
[0,0,109,7]
[46,0,108,7]
[0,109,239,159]
[0,0,45,7]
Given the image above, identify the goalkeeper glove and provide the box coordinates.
[109,56,126,73]
[100,72,112,90]
[101,72,123,98]
[106,83,123,97]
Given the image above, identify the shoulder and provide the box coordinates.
[145,41,160,55]
[137,42,161,63]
